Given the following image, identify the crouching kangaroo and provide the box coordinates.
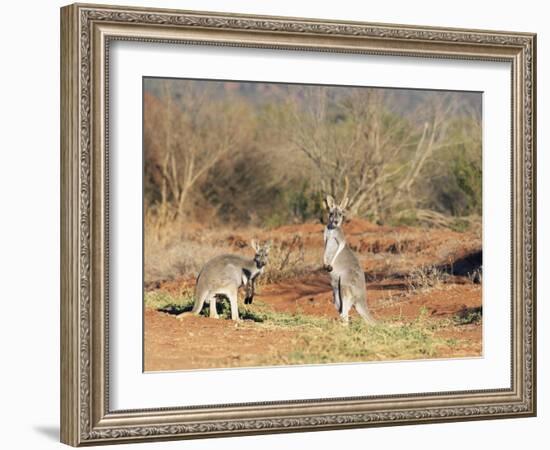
[323,195,375,324]
[177,240,270,321]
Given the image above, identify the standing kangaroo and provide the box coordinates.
[323,195,375,324]
[177,240,270,321]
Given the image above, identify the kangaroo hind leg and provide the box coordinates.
[332,287,342,314]
[209,294,220,319]
[332,277,342,314]
[228,287,240,321]
[177,289,208,320]
[339,287,354,325]
[338,280,355,324]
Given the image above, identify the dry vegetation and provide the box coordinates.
[143,78,483,371]
[144,80,482,229]
[144,218,482,370]
[146,290,474,368]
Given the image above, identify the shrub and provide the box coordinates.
[406,265,449,292]
[261,235,306,284]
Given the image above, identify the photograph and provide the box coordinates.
[142,78,483,372]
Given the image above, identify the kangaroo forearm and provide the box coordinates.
[246,279,255,296]
[328,243,345,267]
[244,277,255,304]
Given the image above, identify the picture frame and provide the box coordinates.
[60,2,536,446]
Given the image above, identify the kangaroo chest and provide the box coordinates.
[324,228,344,261]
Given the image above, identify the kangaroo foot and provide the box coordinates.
[339,316,350,326]
[176,312,192,321]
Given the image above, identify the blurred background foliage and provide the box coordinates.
[143,78,482,230]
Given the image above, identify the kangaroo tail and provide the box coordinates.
[355,300,377,325]
[192,290,209,314]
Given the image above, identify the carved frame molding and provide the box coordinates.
[61,3,536,446]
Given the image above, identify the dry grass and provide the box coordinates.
[260,235,308,284]
[144,219,320,285]
[467,267,483,284]
[144,291,461,365]
[145,215,482,291]
[145,239,221,283]
[143,216,482,369]
[144,214,261,283]
[405,265,450,292]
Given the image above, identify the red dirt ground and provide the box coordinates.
[144,220,482,371]
[144,310,298,370]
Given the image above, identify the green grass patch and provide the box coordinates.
[262,308,458,364]
[145,291,462,364]
[145,290,195,314]
[145,290,267,321]
[453,306,482,325]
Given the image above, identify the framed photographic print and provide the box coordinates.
[60,3,537,446]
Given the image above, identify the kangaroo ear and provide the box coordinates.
[340,197,349,210]
[250,239,259,252]
[265,240,272,252]
[324,195,335,210]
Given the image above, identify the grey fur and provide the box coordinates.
[177,240,270,321]
[323,196,375,324]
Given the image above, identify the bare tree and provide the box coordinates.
[284,87,411,220]
[144,80,254,224]
[143,79,480,229]
[284,87,464,222]
[390,92,462,212]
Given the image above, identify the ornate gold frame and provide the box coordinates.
[60,3,536,446]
